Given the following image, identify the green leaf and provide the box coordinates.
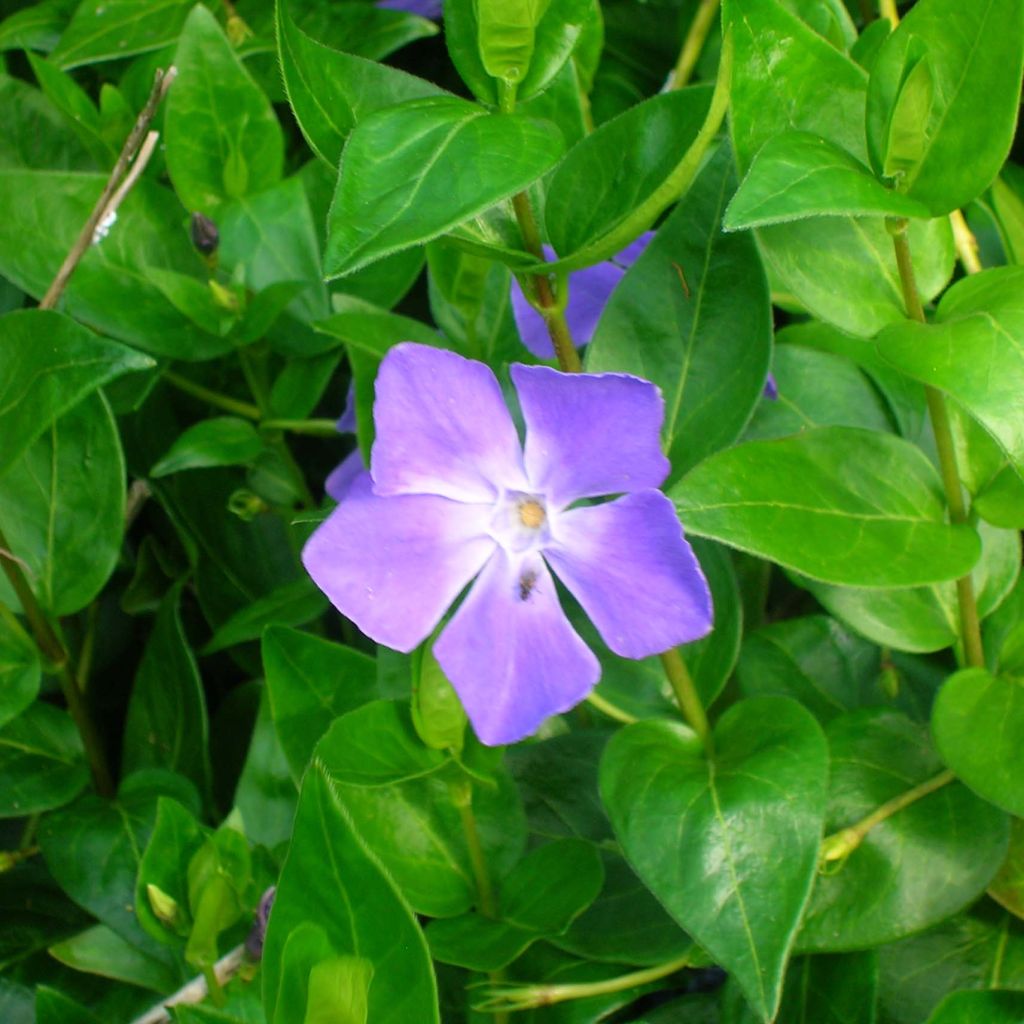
[262,626,379,782]
[35,987,100,1024]
[0,703,88,817]
[316,700,527,917]
[671,426,981,587]
[151,418,264,478]
[797,709,1008,951]
[0,170,229,359]
[926,991,1024,1024]
[474,0,551,86]
[166,5,283,210]
[426,838,604,970]
[277,0,443,168]
[122,589,212,801]
[0,392,125,616]
[0,2,68,55]
[865,0,1024,215]
[324,96,564,278]
[0,611,40,729]
[51,0,192,69]
[725,132,931,230]
[27,54,113,166]
[877,266,1024,480]
[49,922,179,991]
[932,668,1024,817]
[262,761,440,1024]
[0,310,150,477]
[600,697,829,1021]
[145,268,238,338]
[587,144,771,481]
[0,74,95,171]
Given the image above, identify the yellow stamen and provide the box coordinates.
[518,500,545,529]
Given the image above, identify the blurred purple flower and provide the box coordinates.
[375,0,443,16]
[764,373,778,399]
[303,344,712,746]
[325,384,363,502]
[245,887,275,960]
[511,233,654,359]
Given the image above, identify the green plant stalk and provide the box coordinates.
[889,220,985,669]
[260,418,340,437]
[660,648,713,755]
[666,0,720,91]
[820,769,954,864]
[0,528,114,797]
[163,370,261,420]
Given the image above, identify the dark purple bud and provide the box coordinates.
[190,212,219,255]
[245,886,275,959]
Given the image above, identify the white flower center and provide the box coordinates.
[490,491,552,553]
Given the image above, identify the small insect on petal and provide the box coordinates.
[518,568,539,601]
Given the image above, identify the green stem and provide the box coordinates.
[202,965,225,1007]
[453,781,497,918]
[260,418,340,437]
[820,769,954,865]
[659,648,712,755]
[889,220,985,669]
[0,844,40,874]
[666,0,720,91]
[585,691,638,725]
[879,0,899,26]
[163,371,260,420]
[0,529,114,797]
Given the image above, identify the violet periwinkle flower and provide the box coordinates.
[375,0,443,16]
[245,886,275,960]
[511,234,654,359]
[325,385,362,502]
[303,343,713,746]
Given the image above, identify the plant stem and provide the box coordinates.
[453,782,497,918]
[585,691,638,725]
[879,0,900,27]
[949,209,984,275]
[889,220,985,669]
[666,0,719,91]
[163,371,261,419]
[0,529,114,797]
[820,769,954,864]
[260,418,340,437]
[659,648,713,755]
[129,946,244,1024]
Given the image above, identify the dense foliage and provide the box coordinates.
[2,0,1024,1021]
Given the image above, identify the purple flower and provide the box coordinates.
[325,385,362,502]
[511,234,654,359]
[303,344,713,746]
[245,887,275,960]
[375,0,443,16]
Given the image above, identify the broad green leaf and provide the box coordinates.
[933,668,1024,817]
[316,700,527,917]
[990,166,1024,266]
[49,922,179,992]
[926,991,1024,1024]
[262,761,440,1024]
[145,268,238,338]
[0,610,41,729]
[0,2,68,55]
[783,0,856,48]
[276,0,443,167]
[725,132,931,230]
[474,0,551,85]
[0,392,125,616]
[151,418,264,477]
[324,96,564,278]
[802,521,1020,654]
[797,709,1008,951]
[877,904,1024,1024]
[743,345,894,442]
[35,987,100,1024]
[268,350,341,419]
[865,0,1024,215]
[122,589,212,800]
[601,697,829,1021]
[671,427,981,588]
[289,1,438,61]
[0,703,88,817]
[989,819,1024,920]
[262,626,378,782]
[51,0,192,69]
[877,266,1024,480]
[426,839,604,970]
[722,951,878,1024]
[0,171,228,359]
[587,144,771,482]
[0,73,95,171]
[166,5,283,210]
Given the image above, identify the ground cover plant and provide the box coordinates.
[1,0,1024,1020]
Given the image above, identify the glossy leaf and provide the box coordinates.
[877,266,1024,480]
[865,0,1024,215]
[150,418,264,478]
[671,427,981,587]
[0,703,88,817]
[426,839,604,970]
[325,96,563,278]
[0,74,95,171]
[276,0,443,167]
[262,626,378,782]
[926,990,1024,1024]
[933,668,1024,817]
[49,922,180,992]
[0,392,125,616]
[601,697,829,1021]
[262,761,440,1024]
[798,710,1009,951]
[0,613,40,729]
[725,132,931,230]
[587,144,771,481]
[165,5,283,210]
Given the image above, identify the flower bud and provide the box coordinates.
[245,886,275,960]
[190,212,219,255]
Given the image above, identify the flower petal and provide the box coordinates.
[371,344,527,502]
[325,449,363,502]
[302,473,496,652]
[434,549,599,746]
[545,491,713,659]
[511,364,670,505]
[612,230,655,268]
[336,383,357,435]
